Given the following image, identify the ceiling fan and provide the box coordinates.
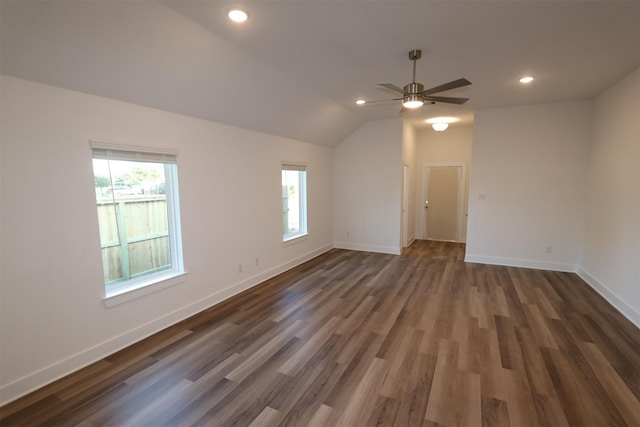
[377,50,471,112]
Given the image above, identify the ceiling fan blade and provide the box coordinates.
[378,82,405,94]
[358,98,400,105]
[421,78,471,96]
[424,96,469,105]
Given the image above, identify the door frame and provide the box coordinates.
[421,162,466,242]
[402,163,410,248]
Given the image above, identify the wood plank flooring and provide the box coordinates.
[1,240,639,426]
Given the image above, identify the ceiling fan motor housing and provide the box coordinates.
[404,82,424,95]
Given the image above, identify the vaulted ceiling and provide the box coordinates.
[2,1,638,146]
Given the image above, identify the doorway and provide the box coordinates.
[422,163,465,242]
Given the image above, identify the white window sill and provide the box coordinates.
[103,271,188,307]
[283,233,308,246]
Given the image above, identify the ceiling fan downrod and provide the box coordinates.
[406,50,424,95]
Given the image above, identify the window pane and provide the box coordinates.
[93,159,173,288]
[282,168,307,240]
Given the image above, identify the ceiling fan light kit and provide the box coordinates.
[403,94,424,109]
[432,122,449,131]
[377,49,471,112]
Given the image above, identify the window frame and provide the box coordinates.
[281,162,308,243]
[91,141,185,304]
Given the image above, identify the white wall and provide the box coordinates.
[466,100,591,271]
[0,76,334,404]
[579,68,640,326]
[334,118,403,254]
[415,125,473,242]
[402,120,417,247]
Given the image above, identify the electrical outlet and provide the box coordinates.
[545,246,553,254]
[255,257,260,266]
[238,264,243,273]
[346,231,350,238]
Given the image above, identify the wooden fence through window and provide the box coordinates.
[96,196,170,284]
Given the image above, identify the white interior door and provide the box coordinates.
[423,165,463,241]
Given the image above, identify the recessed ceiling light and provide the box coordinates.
[227,9,248,23]
[355,99,366,105]
[519,76,534,84]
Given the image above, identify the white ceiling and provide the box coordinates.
[2,1,638,146]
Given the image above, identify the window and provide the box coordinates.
[282,163,307,241]
[91,142,184,298]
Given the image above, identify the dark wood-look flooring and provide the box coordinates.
[2,240,639,426]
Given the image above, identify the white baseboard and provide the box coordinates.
[425,238,463,243]
[0,244,333,406]
[577,266,640,328]
[334,241,402,255]
[464,254,576,273]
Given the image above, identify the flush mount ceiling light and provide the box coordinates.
[227,9,249,23]
[519,76,534,84]
[432,122,449,131]
[426,116,458,131]
[355,99,366,105]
